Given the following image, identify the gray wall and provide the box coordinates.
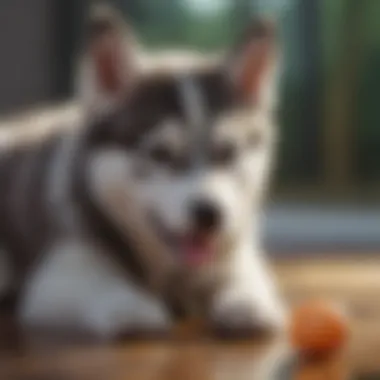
[0,0,87,115]
[0,1,57,115]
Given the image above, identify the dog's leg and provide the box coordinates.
[19,240,171,339]
[210,244,286,336]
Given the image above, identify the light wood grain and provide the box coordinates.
[0,257,379,379]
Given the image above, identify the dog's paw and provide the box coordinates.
[210,292,286,338]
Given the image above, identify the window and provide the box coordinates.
[0,0,85,114]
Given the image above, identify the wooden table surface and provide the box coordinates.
[1,257,380,380]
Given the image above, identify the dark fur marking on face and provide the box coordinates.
[87,69,240,154]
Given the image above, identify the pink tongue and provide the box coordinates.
[182,239,212,266]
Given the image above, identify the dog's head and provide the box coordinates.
[82,6,279,267]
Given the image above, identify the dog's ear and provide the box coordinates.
[77,4,137,114]
[227,19,277,105]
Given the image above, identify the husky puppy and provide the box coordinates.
[0,6,285,338]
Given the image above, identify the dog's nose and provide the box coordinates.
[190,200,222,232]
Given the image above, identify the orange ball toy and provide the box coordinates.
[289,300,349,356]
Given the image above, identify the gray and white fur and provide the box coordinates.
[0,6,285,338]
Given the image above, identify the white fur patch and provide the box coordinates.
[211,243,286,333]
[19,240,171,337]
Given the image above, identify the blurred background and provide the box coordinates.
[0,0,379,254]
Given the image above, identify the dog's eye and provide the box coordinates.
[211,142,236,166]
[149,145,173,164]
